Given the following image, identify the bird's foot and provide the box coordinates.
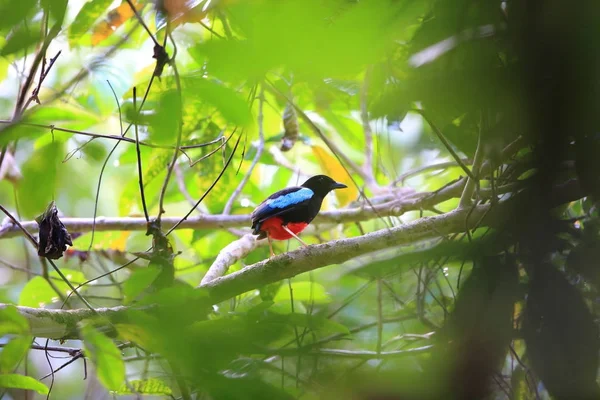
[282,225,309,248]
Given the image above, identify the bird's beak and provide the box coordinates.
[332,182,348,190]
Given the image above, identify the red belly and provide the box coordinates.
[260,217,309,240]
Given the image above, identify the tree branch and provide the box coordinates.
[0,183,463,240]
[0,178,583,340]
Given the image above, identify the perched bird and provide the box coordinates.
[251,175,347,256]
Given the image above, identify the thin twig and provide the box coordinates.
[132,87,150,222]
[156,32,182,223]
[458,113,485,208]
[124,0,159,47]
[166,132,243,235]
[360,66,376,187]
[222,86,265,214]
[414,109,476,182]
[28,50,62,106]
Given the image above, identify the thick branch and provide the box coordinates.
[0,304,126,339]
[200,203,497,302]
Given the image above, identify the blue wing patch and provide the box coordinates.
[266,187,314,209]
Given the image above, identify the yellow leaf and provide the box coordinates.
[311,145,358,207]
[91,1,143,46]
[108,231,130,252]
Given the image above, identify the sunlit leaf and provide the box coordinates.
[16,142,62,218]
[149,90,182,145]
[81,324,125,391]
[0,23,40,57]
[116,323,155,350]
[273,281,331,304]
[69,0,114,45]
[19,269,86,308]
[0,374,49,395]
[182,77,252,127]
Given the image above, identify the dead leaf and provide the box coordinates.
[91,0,144,46]
[35,201,73,260]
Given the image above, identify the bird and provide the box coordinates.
[251,175,348,256]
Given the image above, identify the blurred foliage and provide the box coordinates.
[0,0,599,399]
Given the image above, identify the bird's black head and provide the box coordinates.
[301,175,347,197]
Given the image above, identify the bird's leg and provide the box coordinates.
[267,234,275,257]
[282,225,309,247]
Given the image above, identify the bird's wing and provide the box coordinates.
[251,187,314,232]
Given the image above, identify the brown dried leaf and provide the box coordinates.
[91,0,144,46]
[35,201,73,259]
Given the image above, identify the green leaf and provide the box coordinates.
[277,313,350,335]
[69,0,114,45]
[1,23,40,57]
[16,141,61,218]
[114,378,173,395]
[122,266,161,304]
[19,269,86,308]
[0,103,101,146]
[42,0,68,26]
[0,305,29,335]
[19,277,57,308]
[0,0,37,32]
[182,77,252,127]
[26,104,102,132]
[149,90,182,145]
[0,336,31,373]
[81,324,125,391]
[274,281,332,304]
[0,374,49,394]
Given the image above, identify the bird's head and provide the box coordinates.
[301,175,347,197]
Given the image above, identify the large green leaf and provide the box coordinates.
[0,22,40,57]
[122,266,161,304]
[16,141,61,218]
[81,324,125,391]
[0,336,31,373]
[0,374,49,395]
[0,305,29,335]
[19,269,86,308]
[0,0,37,32]
[0,306,31,373]
[0,104,101,146]
[273,281,331,304]
[182,77,252,127]
[149,90,182,145]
